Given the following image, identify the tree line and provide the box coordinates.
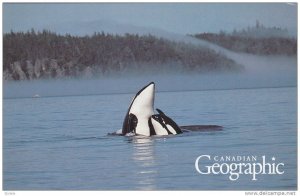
[193,30,296,56]
[3,30,241,80]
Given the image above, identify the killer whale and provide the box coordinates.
[122,82,155,136]
[118,82,222,136]
[149,109,182,135]
[122,82,183,136]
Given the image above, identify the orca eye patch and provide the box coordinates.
[129,113,138,126]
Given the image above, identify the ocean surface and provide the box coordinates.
[3,86,297,190]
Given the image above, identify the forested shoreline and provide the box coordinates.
[3,30,241,81]
[192,23,297,55]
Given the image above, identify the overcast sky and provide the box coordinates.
[3,3,297,35]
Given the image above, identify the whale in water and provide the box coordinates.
[122,82,182,136]
[113,82,222,136]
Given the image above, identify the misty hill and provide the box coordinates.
[3,30,242,81]
[192,22,297,56]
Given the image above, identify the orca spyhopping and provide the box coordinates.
[122,82,182,136]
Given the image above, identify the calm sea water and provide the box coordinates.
[3,87,297,190]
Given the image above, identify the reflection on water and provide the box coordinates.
[128,136,157,190]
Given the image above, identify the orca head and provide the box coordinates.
[150,109,183,135]
[122,82,155,136]
[149,114,171,136]
[129,82,155,116]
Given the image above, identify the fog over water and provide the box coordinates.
[4,64,296,99]
[3,30,296,99]
[4,29,297,99]
[3,10,297,99]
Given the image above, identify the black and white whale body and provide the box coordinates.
[122,82,182,136]
[122,82,155,136]
[118,82,222,136]
[150,109,182,135]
